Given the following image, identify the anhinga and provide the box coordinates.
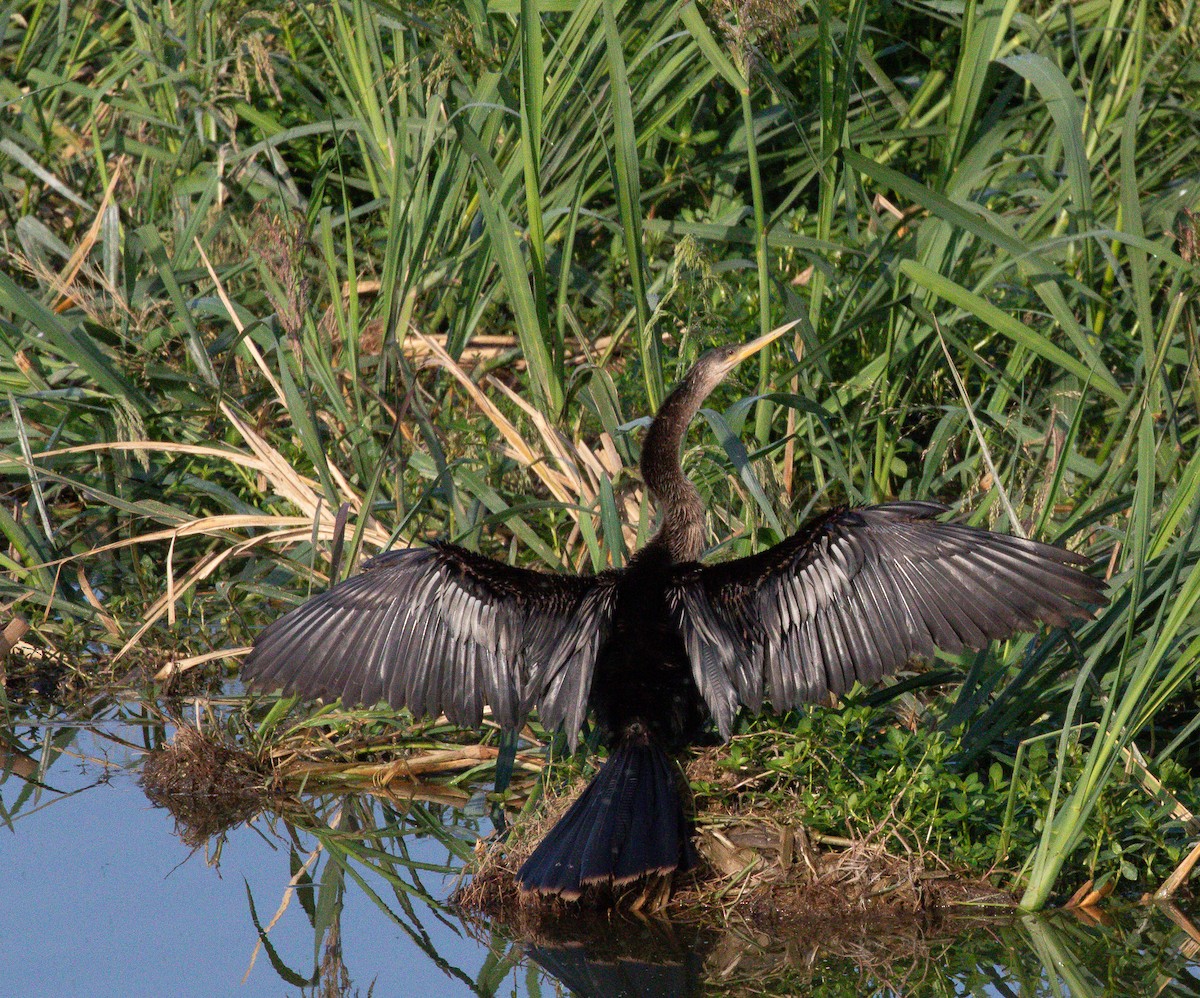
[244,324,1106,899]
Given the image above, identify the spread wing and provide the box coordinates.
[243,543,617,746]
[666,501,1108,738]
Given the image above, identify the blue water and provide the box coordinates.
[1,722,528,997]
[4,715,1199,997]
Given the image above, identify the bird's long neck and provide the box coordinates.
[640,378,708,563]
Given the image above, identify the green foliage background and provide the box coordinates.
[2,0,1199,909]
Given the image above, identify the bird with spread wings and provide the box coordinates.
[245,325,1106,900]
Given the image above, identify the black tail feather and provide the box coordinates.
[613,755,658,883]
[578,746,637,883]
[517,738,693,898]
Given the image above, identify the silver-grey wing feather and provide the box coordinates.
[244,543,617,747]
[668,502,1107,738]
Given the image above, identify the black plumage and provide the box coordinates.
[243,325,1107,899]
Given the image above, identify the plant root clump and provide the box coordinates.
[691,819,1014,931]
[456,754,1015,930]
[458,800,1015,995]
[141,724,274,848]
[454,771,593,926]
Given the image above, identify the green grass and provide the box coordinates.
[1,0,1199,911]
[703,699,1196,896]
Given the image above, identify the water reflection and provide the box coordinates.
[169,779,1200,997]
[521,927,707,998]
[243,794,491,992]
[490,905,1200,997]
[3,697,1200,996]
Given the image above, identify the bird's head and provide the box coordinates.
[680,321,798,402]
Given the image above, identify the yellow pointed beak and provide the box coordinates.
[724,319,799,369]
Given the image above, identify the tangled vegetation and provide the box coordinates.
[2,0,1199,942]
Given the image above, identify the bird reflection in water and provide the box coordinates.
[487,911,710,998]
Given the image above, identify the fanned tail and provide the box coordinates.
[516,736,694,899]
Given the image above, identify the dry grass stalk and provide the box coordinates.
[1154,838,1200,900]
[282,744,543,782]
[153,646,251,682]
[21,401,394,664]
[414,330,642,545]
[193,235,287,407]
[0,615,29,661]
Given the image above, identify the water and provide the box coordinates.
[4,707,1200,997]
[2,714,524,996]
